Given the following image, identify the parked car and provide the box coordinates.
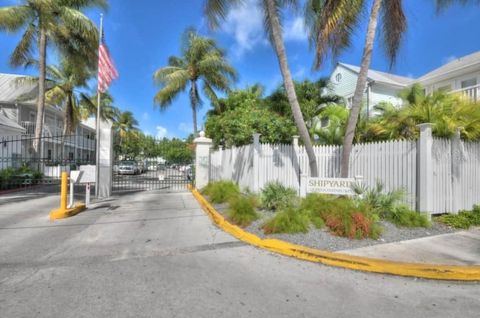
[118,160,139,175]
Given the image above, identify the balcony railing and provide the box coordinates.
[451,84,480,102]
[21,121,66,137]
[19,121,95,150]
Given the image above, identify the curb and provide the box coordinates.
[49,203,86,220]
[189,187,480,281]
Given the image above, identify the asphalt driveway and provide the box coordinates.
[0,190,479,318]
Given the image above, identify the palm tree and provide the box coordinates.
[44,60,92,134]
[205,0,321,177]
[79,91,120,123]
[310,0,407,177]
[114,111,139,144]
[0,0,106,152]
[153,28,237,135]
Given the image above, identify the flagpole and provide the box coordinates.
[95,13,104,198]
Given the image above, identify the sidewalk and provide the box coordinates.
[339,228,480,265]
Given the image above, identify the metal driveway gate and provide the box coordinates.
[112,139,194,193]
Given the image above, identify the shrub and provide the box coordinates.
[300,194,380,239]
[260,181,299,211]
[227,195,259,227]
[262,207,310,234]
[352,181,406,217]
[202,180,240,204]
[437,205,480,229]
[386,205,431,228]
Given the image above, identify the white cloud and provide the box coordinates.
[222,3,307,58]
[223,0,266,57]
[283,17,308,42]
[156,126,168,139]
[142,112,149,121]
[178,122,193,134]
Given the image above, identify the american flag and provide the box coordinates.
[97,33,118,93]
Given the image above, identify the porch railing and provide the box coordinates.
[451,84,480,102]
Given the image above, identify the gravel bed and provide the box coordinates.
[212,202,458,252]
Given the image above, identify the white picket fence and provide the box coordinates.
[209,127,480,214]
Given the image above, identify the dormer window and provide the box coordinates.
[335,73,342,83]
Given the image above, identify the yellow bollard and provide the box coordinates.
[49,171,86,220]
[60,171,68,210]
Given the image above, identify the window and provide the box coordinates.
[461,78,477,89]
[47,149,52,160]
[335,73,342,83]
[346,96,354,108]
[69,152,74,160]
[437,84,452,92]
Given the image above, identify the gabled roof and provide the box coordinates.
[418,51,480,83]
[0,73,38,104]
[0,108,25,131]
[338,63,414,87]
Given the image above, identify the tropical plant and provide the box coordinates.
[308,0,407,177]
[312,104,349,145]
[113,111,139,147]
[265,78,342,133]
[42,59,92,134]
[262,206,311,234]
[437,205,480,229]
[79,91,120,123]
[0,0,106,151]
[362,88,480,141]
[227,195,259,227]
[202,180,240,204]
[205,0,320,177]
[260,181,299,211]
[153,28,237,135]
[204,87,297,148]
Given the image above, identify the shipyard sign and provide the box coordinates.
[306,177,358,196]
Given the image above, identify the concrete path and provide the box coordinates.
[1,191,479,318]
[340,228,480,265]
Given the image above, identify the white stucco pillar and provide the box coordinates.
[97,119,113,199]
[194,131,213,190]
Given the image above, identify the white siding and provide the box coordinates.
[329,65,359,98]
[369,83,404,107]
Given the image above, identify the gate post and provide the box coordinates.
[252,133,261,193]
[451,128,463,214]
[194,131,213,190]
[96,119,113,199]
[417,123,434,218]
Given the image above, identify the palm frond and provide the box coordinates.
[0,5,32,32]
[380,0,407,68]
[10,23,36,67]
[305,0,365,69]
[204,0,244,29]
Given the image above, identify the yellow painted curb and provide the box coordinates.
[49,204,86,220]
[190,187,480,281]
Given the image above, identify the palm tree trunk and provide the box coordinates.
[264,0,318,177]
[340,0,381,178]
[33,29,47,157]
[190,81,199,135]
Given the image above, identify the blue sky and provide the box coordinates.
[1,0,480,139]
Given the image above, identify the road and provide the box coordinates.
[0,190,479,318]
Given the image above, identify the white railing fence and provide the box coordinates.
[451,84,480,102]
[208,125,480,215]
